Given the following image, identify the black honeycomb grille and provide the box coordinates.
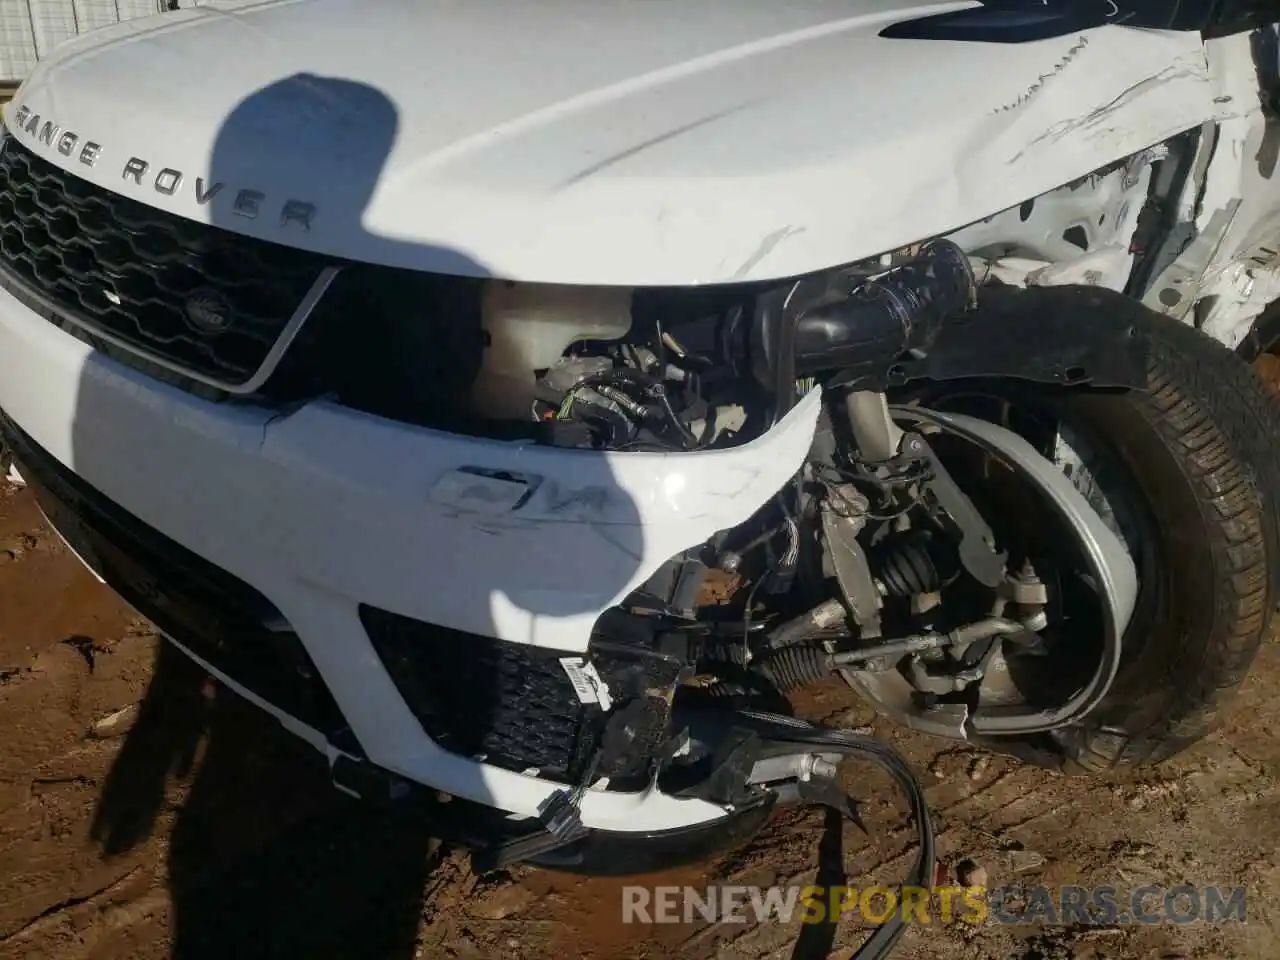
[0,136,331,387]
[360,605,682,786]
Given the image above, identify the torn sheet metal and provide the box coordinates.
[948,148,1158,294]
[1139,29,1280,346]
[946,26,1280,354]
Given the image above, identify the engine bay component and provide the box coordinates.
[844,406,1140,737]
[898,409,1139,654]
[750,614,1030,692]
[673,370,1142,746]
[752,239,978,415]
[820,501,883,634]
[471,282,634,420]
[900,431,1008,588]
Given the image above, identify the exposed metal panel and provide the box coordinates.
[1,0,179,84]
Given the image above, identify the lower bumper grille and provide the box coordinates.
[360,605,682,786]
[0,412,349,738]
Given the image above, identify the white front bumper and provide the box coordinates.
[0,284,821,831]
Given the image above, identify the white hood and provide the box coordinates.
[7,0,1218,285]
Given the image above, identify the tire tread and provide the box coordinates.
[1064,314,1280,774]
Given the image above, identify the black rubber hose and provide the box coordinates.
[729,710,936,960]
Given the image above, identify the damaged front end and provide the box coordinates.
[0,117,1155,800]
[6,19,1279,954]
[326,240,1149,875]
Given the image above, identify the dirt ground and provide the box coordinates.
[1,475,1279,960]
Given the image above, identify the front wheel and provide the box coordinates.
[931,308,1280,772]
[1048,312,1280,771]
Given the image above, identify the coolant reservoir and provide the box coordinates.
[471,282,633,420]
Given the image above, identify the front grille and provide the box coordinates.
[361,605,682,786]
[0,136,330,387]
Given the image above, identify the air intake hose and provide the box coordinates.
[752,239,977,417]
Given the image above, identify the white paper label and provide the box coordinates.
[559,657,614,711]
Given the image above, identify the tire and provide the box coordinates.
[1025,307,1280,773]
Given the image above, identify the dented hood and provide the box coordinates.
[8,0,1218,285]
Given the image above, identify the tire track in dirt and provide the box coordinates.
[0,866,161,951]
